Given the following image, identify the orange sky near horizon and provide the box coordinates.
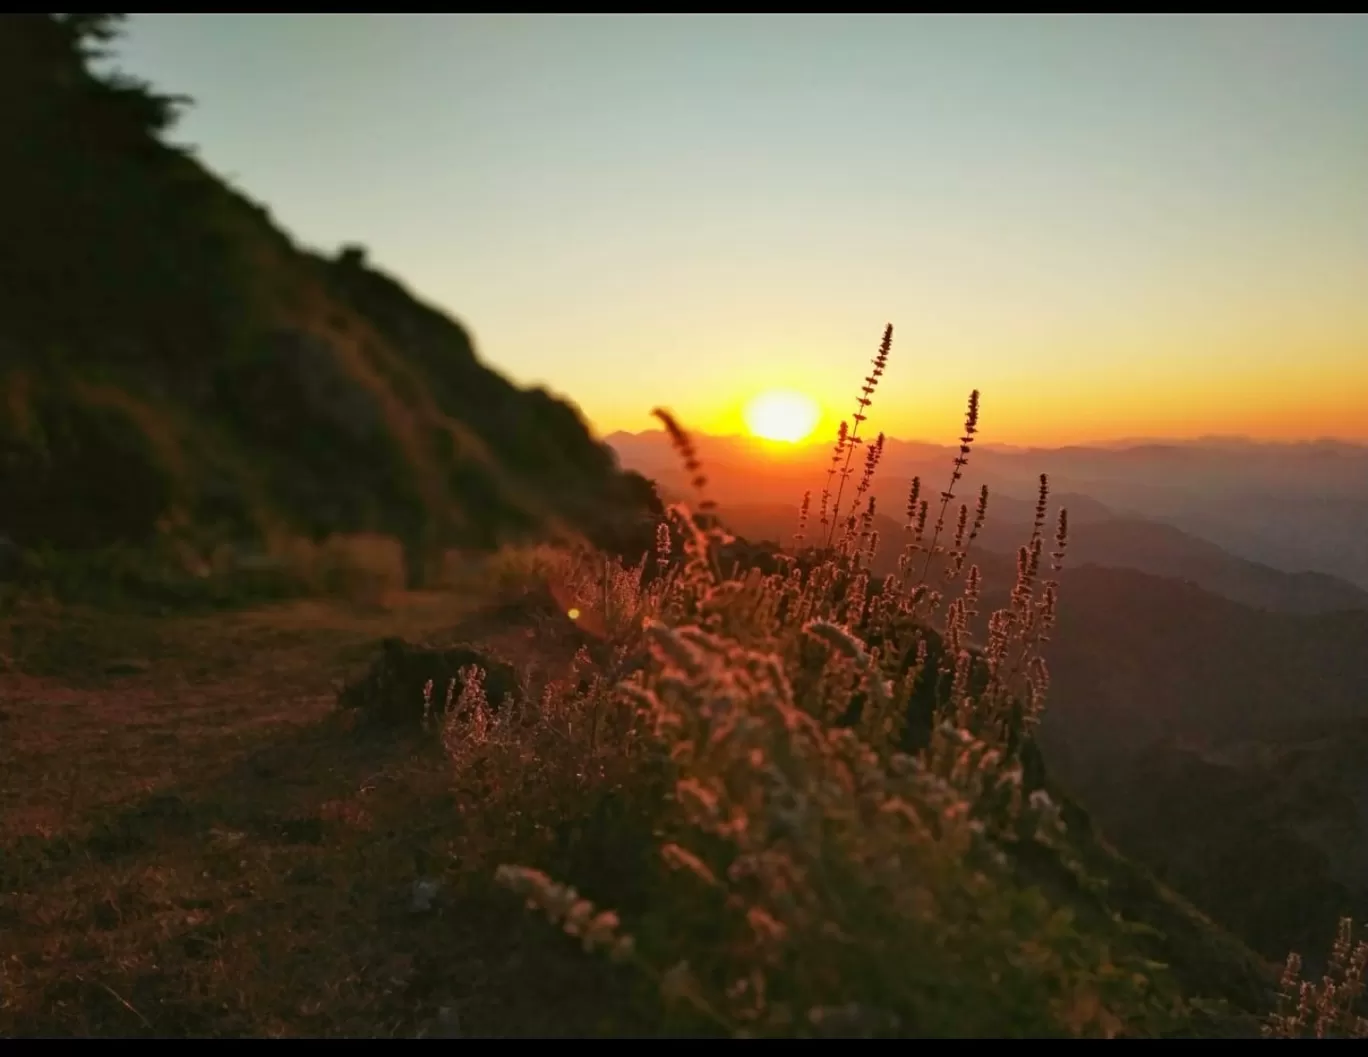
[599,329,1368,448]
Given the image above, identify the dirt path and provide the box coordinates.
[0,592,645,1037]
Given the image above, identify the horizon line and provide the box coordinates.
[600,428,1368,450]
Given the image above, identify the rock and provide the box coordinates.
[337,637,518,728]
[409,877,441,914]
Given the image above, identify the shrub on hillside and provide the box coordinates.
[444,327,1194,1036]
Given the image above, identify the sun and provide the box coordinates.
[743,390,821,444]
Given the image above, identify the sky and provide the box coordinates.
[113,15,1368,446]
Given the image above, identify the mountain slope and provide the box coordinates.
[1080,725,1368,964]
[702,495,1368,617]
[0,15,659,587]
[1025,518,1368,615]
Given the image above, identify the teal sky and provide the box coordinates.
[114,15,1368,444]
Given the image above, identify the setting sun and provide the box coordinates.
[743,390,821,444]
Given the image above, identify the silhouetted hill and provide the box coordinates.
[1025,565,1368,763]
[912,501,1368,616]
[1081,725,1368,965]
[1025,518,1368,615]
[708,498,1368,618]
[1003,564,1368,965]
[0,15,659,584]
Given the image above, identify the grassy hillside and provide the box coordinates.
[0,14,659,600]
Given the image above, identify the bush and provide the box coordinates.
[451,326,1186,1036]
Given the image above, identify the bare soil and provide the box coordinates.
[0,590,646,1037]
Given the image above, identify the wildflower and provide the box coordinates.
[661,841,719,886]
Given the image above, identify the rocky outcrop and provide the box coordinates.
[338,637,520,729]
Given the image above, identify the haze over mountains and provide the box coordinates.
[607,428,1368,597]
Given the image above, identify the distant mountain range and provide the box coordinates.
[606,428,1368,592]
[706,499,1368,617]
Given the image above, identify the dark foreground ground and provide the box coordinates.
[0,588,652,1038]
